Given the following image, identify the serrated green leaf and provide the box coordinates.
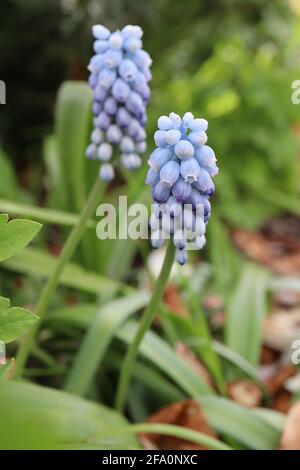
[0,381,140,450]
[0,218,42,263]
[0,307,38,343]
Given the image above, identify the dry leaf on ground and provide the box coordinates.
[228,380,262,408]
[140,400,217,450]
[280,400,300,449]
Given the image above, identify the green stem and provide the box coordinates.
[14,177,105,378]
[115,242,175,412]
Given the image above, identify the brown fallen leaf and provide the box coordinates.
[260,345,280,365]
[228,380,262,408]
[232,227,300,275]
[280,400,300,449]
[163,284,188,318]
[263,308,300,351]
[175,342,213,387]
[266,364,296,394]
[140,400,217,450]
[272,390,292,414]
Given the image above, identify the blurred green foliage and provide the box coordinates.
[0,0,299,229]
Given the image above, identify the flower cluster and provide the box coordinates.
[146,112,218,265]
[86,24,152,181]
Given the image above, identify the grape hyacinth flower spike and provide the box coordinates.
[147,112,219,265]
[116,118,217,411]
[86,24,152,181]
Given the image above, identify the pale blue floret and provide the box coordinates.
[116,107,131,127]
[135,141,147,153]
[120,136,135,153]
[151,230,164,249]
[146,168,160,186]
[172,177,192,202]
[121,153,142,169]
[122,25,143,39]
[126,91,144,117]
[154,130,168,147]
[86,143,97,159]
[99,163,115,181]
[158,116,173,131]
[133,50,152,69]
[153,181,171,203]
[94,84,107,101]
[166,129,181,145]
[180,157,201,183]
[119,59,138,81]
[94,40,109,54]
[160,160,180,187]
[193,168,215,196]
[107,124,122,144]
[188,131,207,146]
[148,148,172,170]
[175,248,188,266]
[104,49,123,68]
[169,112,181,129]
[88,54,104,73]
[195,145,216,167]
[108,32,123,49]
[124,38,142,53]
[97,112,111,130]
[112,78,131,102]
[189,118,208,132]
[97,143,113,161]
[92,25,110,40]
[174,140,194,160]
[104,97,117,115]
[173,229,186,250]
[99,68,117,89]
[91,128,103,145]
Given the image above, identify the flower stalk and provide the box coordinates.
[115,241,175,412]
[14,177,105,378]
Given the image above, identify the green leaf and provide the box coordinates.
[117,321,213,397]
[0,359,14,382]
[47,309,212,397]
[0,150,17,199]
[0,217,42,263]
[64,292,150,396]
[55,81,92,212]
[212,340,269,394]
[0,381,140,450]
[0,214,8,224]
[0,307,38,343]
[197,396,280,450]
[0,199,96,229]
[0,296,10,310]
[225,263,269,366]
[2,247,129,295]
